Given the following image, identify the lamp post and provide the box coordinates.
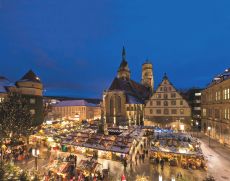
[208,126,211,147]
[32,147,40,170]
[196,122,199,138]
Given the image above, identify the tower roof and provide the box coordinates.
[119,46,128,69]
[18,70,41,83]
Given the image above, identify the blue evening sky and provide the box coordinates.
[0,0,230,98]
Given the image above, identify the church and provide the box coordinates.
[102,47,153,126]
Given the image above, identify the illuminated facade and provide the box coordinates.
[144,74,191,130]
[52,100,101,122]
[201,68,230,145]
[103,47,153,126]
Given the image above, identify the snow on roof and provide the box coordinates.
[126,94,143,104]
[53,99,99,107]
[0,76,11,93]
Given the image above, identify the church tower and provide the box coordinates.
[141,60,154,91]
[117,47,131,80]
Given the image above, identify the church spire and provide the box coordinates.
[122,46,126,61]
[117,46,130,80]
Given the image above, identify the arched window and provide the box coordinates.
[116,95,122,113]
[110,96,114,116]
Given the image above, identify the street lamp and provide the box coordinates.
[207,126,211,147]
[32,147,40,170]
[196,122,199,138]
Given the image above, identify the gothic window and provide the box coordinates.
[116,95,122,113]
[164,87,167,92]
[110,96,114,116]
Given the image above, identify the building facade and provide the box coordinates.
[182,88,202,131]
[52,100,101,122]
[144,74,191,131]
[201,68,230,145]
[0,70,44,126]
[103,47,153,126]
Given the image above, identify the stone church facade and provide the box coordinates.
[102,47,153,126]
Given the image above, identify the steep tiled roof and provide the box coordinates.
[109,77,151,102]
[18,70,41,83]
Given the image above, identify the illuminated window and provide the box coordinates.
[30,98,36,104]
[30,109,35,115]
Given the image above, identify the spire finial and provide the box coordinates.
[163,72,168,79]
[122,46,126,61]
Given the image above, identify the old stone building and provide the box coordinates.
[201,68,230,145]
[0,70,44,126]
[103,47,153,126]
[144,74,191,131]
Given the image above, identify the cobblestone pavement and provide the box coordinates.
[199,134,230,181]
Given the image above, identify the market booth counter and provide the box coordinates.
[150,137,207,170]
[77,159,102,177]
[47,160,71,179]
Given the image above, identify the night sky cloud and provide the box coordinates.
[0,0,230,98]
